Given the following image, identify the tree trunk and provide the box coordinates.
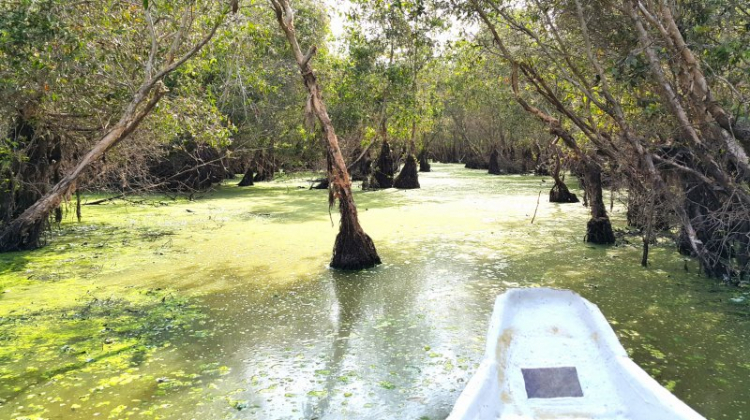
[533,142,551,175]
[373,140,395,188]
[418,148,431,172]
[347,142,373,181]
[654,0,750,158]
[75,189,82,222]
[394,155,420,189]
[550,178,579,203]
[549,148,578,203]
[583,161,615,244]
[252,149,274,182]
[520,147,533,173]
[238,167,254,186]
[270,0,380,270]
[473,2,621,245]
[641,191,656,267]
[488,149,501,175]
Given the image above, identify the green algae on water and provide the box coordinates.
[2,164,750,420]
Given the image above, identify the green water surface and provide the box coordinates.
[1,163,749,420]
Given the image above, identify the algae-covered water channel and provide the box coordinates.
[1,163,749,420]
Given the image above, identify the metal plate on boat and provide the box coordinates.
[521,367,583,399]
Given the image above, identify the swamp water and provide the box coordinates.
[1,163,749,420]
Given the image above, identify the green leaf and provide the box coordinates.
[143,0,148,9]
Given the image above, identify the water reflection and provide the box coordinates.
[174,233,509,420]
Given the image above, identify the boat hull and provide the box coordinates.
[448,288,706,420]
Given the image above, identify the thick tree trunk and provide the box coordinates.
[583,162,615,244]
[252,149,274,182]
[373,140,395,188]
[331,193,379,269]
[488,149,501,175]
[347,143,373,181]
[418,149,430,172]
[237,167,254,186]
[549,177,579,203]
[394,155,420,189]
[271,0,380,270]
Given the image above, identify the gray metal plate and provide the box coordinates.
[521,367,584,399]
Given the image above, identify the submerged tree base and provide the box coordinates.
[488,149,502,175]
[418,150,431,172]
[374,141,395,189]
[586,217,616,244]
[331,229,381,270]
[311,178,329,190]
[238,168,255,186]
[549,180,579,203]
[394,155,420,189]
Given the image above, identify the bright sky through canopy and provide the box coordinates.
[322,0,476,54]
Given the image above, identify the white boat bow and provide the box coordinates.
[448,288,706,420]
